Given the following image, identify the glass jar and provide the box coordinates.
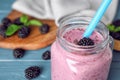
[51,16,113,80]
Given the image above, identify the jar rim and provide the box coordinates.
[57,16,110,54]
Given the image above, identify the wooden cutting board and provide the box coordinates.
[0,10,57,50]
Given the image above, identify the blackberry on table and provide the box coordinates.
[25,66,41,79]
[13,48,25,58]
[18,26,31,38]
[77,37,94,46]
[40,24,50,34]
[42,50,51,60]
[13,18,24,25]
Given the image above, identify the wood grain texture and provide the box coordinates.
[114,39,120,51]
[0,10,57,50]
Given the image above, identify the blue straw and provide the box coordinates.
[83,0,112,38]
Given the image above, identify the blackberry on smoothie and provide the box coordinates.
[51,16,113,80]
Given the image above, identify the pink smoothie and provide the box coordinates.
[51,28,112,80]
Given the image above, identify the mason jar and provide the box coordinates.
[51,16,113,80]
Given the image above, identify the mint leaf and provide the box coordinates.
[27,19,42,26]
[20,15,28,25]
[107,24,115,32]
[5,24,21,36]
[114,26,120,32]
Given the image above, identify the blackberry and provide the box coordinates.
[25,66,41,79]
[18,26,31,38]
[0,25,7,38]
[1,17,11,26]
[13,18,24,25]
[109,32,113,36]
[112,32,120,40]
[77,37,94,46]
[112,19,120,27]
[42,50,51,60]
[13,48,25,58]
[40,24,50,34]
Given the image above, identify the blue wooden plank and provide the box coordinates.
[0,0,14,11]
[114,0,120,20]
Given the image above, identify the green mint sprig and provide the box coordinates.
[107,24,120,32]
[114,27,120,32]
[27,19,42,26]
[5,15,43,36]
[20,15,28,25]
[5,24,21,36]
[20,15,43,26]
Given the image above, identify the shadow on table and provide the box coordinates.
[108,50,120,80]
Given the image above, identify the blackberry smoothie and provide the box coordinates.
[51,17,113,80]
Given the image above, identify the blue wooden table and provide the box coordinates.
[0,0,120,80]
